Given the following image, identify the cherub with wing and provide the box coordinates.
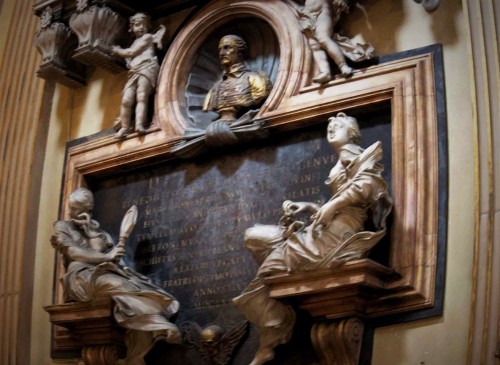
[111,13,166,138]
[298,0,375,83]
[182,321,249,365]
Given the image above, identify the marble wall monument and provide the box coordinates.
[40,1,447,365]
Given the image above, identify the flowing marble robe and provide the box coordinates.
[51,220,179,332]
[233,141,391,349]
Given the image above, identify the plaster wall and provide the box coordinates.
[28,1,474,364]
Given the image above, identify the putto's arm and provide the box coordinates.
[112,34,153,58]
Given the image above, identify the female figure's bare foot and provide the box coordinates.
[313,72,332,84]
[340,63,353,77]
[249,346,275,365]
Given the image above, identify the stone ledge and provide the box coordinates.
[264,259,401,319]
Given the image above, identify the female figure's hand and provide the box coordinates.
[283,200,321,215]
[311,200,338,233]
[105,245,126,263]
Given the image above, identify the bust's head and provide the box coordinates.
[218,35,247,68]
[68,188,94,219]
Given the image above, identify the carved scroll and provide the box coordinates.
[80,345,123,365]
[311,318,364,365]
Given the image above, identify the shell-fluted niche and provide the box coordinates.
[156,0,311,137]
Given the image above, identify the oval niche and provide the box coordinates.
[156,0,310,137]
[185,18,280,130]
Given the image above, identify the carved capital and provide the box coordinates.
[69,3,126,73]
[311,318,364,365]
[34,6,87,88]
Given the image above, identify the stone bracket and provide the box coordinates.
[44,299,126,363]
[265,259,400,319]
[34,7,87,88]
[69,3,127,73]
[265,260,395,364]
[311,318,364,365]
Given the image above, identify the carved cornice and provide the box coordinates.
[32,0,212,87]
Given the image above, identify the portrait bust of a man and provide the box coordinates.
[203,35,272,125]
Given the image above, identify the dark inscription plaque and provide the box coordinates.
[91,120,391,364]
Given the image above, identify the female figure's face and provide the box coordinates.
[327,119,351,147]
[69,201,93,219]
[68,189,94,219]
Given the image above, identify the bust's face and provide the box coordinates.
[218,37,243,67]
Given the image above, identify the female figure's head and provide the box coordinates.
[68,187,94,219]
[327,112,361,150]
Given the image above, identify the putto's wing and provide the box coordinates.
[214,321,249,365]
[181,322,211,364]
[153,24,166,50]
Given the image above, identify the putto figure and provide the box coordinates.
[112,13,165,138]
[299,0,375,83]
[51,188,181,364]
[203,34,272,125]
[233,113,392,365]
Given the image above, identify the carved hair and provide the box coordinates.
[219,35,248,59]
[328,112,361,144]
[68,187,94,212]
[129,13,151,32]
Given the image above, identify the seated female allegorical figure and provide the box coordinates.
[233,112,392,365]
[51,187,181,364]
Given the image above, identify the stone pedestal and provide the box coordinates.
[44,299,125,365]
[265,259,399,364]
